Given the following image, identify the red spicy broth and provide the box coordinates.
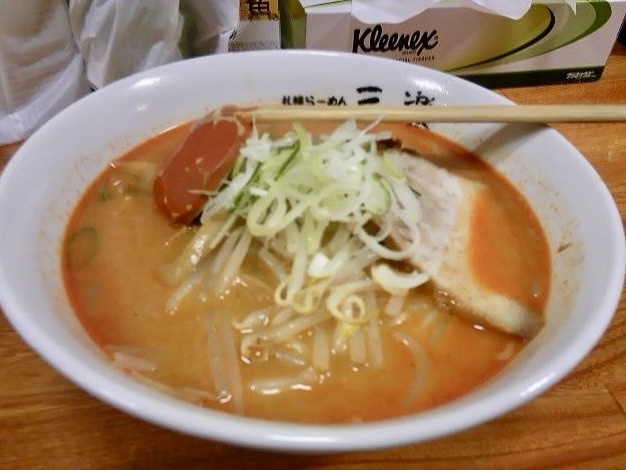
[62,120,550,423]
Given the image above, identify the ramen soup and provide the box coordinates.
[63,117,550,423]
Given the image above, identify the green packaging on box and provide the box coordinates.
[280,0,626,87]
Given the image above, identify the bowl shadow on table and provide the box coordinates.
[47,393,479,470]
[46,397,399,469]
[58,389,626,470]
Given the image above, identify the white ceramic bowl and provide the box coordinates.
[0,50,624,452]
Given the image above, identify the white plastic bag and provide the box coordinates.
[0,0,90,144]
[182,0,240,55]
[0,0,239,144]
[68,0,186,89]
[69,0,239,89]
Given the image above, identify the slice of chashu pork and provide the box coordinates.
[386,152,544,338]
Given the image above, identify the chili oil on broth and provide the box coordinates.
[62,120,549,424]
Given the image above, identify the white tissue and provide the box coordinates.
[352,0,577,23]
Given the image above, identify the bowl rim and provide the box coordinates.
[0,49,624,452]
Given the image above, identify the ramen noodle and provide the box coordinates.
[62,117,550,423]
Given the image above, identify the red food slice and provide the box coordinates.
[153,118,250,225]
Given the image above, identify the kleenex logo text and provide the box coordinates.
[352,24,438,55]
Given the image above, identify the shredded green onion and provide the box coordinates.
[174,119,430,338]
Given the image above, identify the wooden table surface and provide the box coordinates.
[1,45,625,469]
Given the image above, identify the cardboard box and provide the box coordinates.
[280,0,626,87]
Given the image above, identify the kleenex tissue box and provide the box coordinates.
[280,0,626,87]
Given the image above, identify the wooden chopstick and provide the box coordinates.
[238,104,626,123]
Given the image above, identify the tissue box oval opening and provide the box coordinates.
[279,0,626,87]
